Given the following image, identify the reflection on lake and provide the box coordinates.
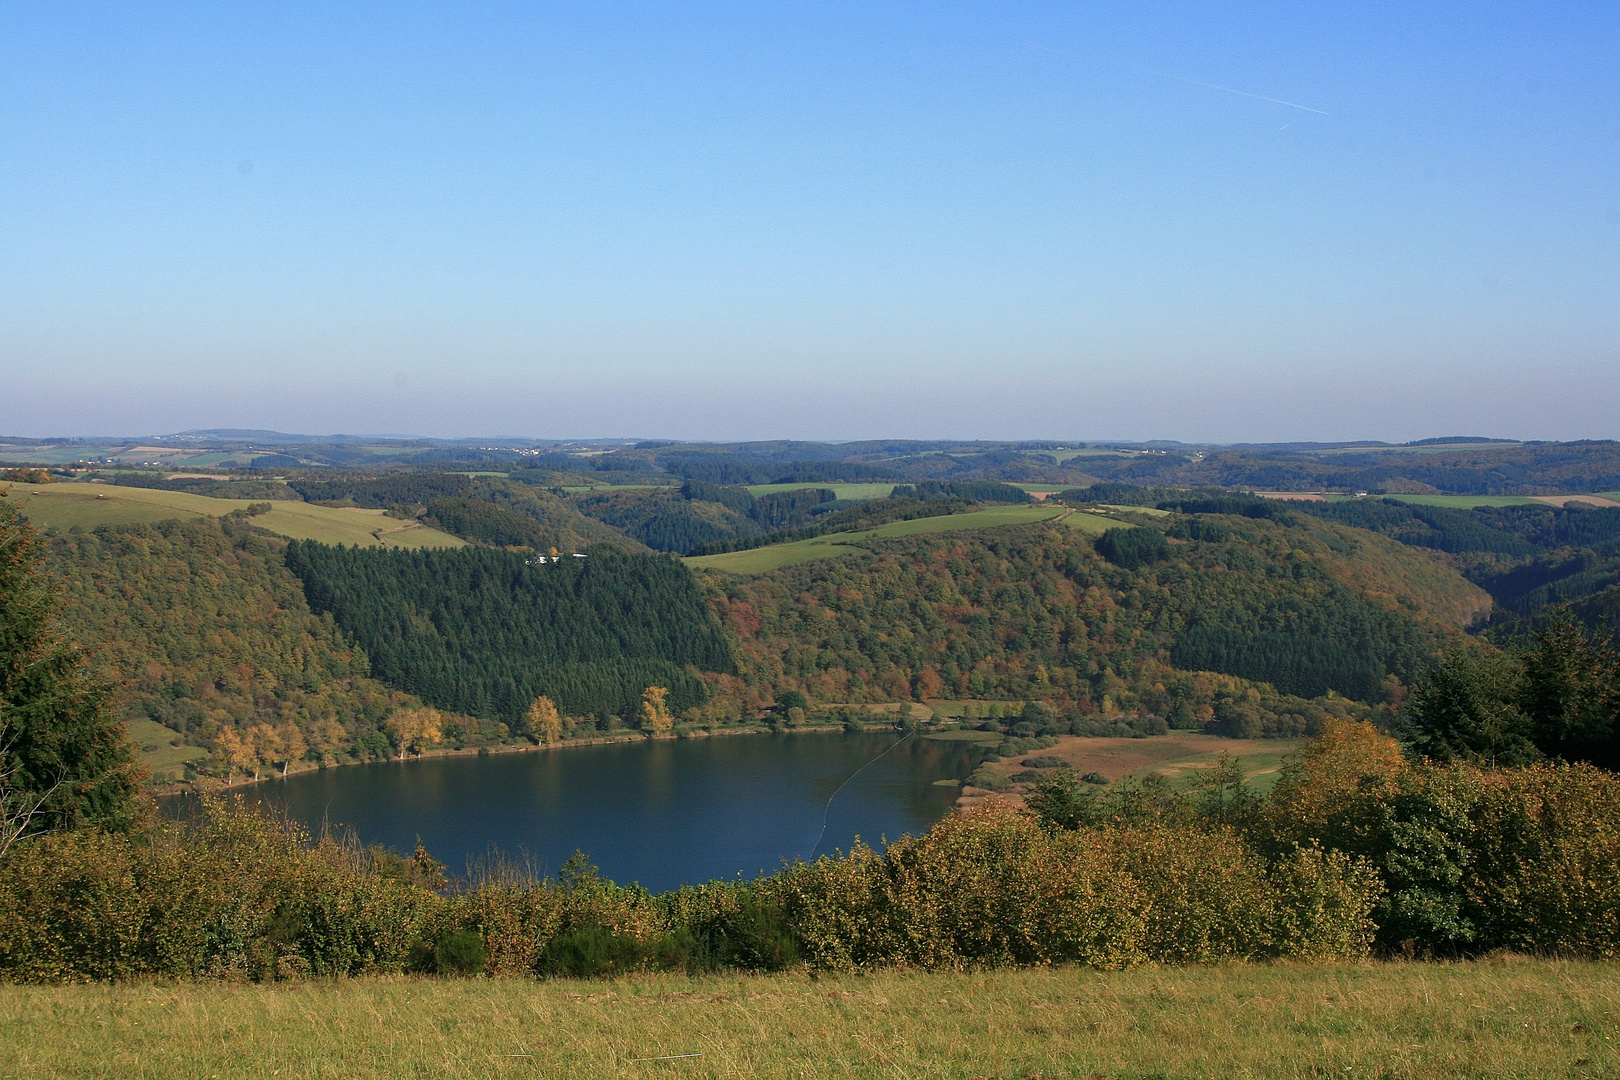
[185,731,979,893]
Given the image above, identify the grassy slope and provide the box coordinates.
[686,505,1071,573]
[2,962,1615,1079]
[122,717,209,782]
[5,483,464,548]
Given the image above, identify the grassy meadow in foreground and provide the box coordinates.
[2,961,1615,1079]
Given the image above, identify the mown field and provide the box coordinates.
[3,484,465,548]
[2,961,1614,1079]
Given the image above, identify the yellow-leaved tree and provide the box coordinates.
[527,695,563,744]
[387,707,443,760]
[640,686,673,737]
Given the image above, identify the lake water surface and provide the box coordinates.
[202,731,979,892]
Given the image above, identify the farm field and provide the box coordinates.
[684,538,865,574]
[1387,494,1577,508]
[953,731,1303,796]
[744,482,895,499]
[1059,508,1128,535]
[2,483,465,548]
[1256,492,1620,509]
[2,961,1613,1079]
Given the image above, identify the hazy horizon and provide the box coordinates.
[4,3,1616,443]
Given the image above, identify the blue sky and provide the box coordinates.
[2,2,1616,441]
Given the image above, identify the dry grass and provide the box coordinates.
[1,961,1615,1078]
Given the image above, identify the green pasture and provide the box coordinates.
[3,484,464,549]
[0,444,130,465]
[123,718,208,782]
[744,482,895,499]
[685,539,864,574]
[1384,494,1549,508]
[1058,509,1119,535]
[1035,447,1137,462]
[851,504,1066,539]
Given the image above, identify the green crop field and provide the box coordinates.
[2,961,1613,1079]
[685,538,865,574]
[2,484,465,548]
[850,504,1066,538]
[1385,494,1549,508]
[1037,447,1137,462]
[1059,509,1121,535]
[744,482,895,500]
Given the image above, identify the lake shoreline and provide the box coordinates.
[153,719,907,796]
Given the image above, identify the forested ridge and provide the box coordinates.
[289,472,645,554]
[698,511,1486,735]
[570,483,841,554]
[1275,497,1620,631]
[283,543,735,724]
[38,517,431,772]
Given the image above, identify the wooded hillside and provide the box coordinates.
[699,511,1488,733]
[283,544,736,724]
[41,518,422,771]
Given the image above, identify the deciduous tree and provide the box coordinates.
[526,695,562,744]
[640,686,673,736]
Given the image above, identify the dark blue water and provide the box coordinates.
[195,731,978,892]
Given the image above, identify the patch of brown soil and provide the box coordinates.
[1533,495,1620,508]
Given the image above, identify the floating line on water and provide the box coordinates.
[807,731,914,860]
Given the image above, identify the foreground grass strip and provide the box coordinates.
[2,961,1616,1079]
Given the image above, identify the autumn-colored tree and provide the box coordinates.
[387,707,442,759]
[274,721,307,777]
[210,726,241,781]
[244,724,279,782]
[1260,719,1408,857]
[640,686,673,736]
[526,695,563,744]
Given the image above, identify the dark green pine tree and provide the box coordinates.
[0,500,145,839]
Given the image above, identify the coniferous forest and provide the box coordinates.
[282,542,735,724]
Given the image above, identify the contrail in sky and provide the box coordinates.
[1157,72,1329,115]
